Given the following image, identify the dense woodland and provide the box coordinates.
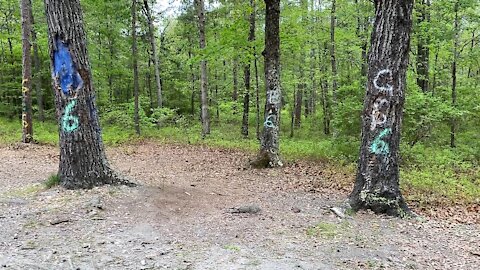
[0,0,479,214]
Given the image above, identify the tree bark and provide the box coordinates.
[44,0,134,189]
[319,42,331,135]
[131,0,140,135]
[21,0,34,143]
[194,0,210,137]
[143,0,163,108]
[252,0,282,168]
[416,0,430,93]
[242,0,256,138]
[348,0,414,217]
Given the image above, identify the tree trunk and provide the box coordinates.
[348,0,414,217]
[330,0,338,105]
[194,0,210,137]
[254,43,260,140]
[416,0,430,93]
[143,0,163,108]
[451,1,459,148]
[242,0,256,138]
[232,58,239,114]
[21,0,33,143]
[131,0,140,135]
[252,0,282,168]
[319,42,331,135]
[44,0,134,189]
[294,63,304,128]
[31,13,44,122]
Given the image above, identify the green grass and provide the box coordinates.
[44,174,60,189]
[306,222,338,238]
[1,116,478,207]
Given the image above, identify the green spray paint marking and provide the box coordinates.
[370,128,391,155]
[62,100,79,133]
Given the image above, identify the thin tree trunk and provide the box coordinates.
[194,0,210,137]
[330,0,338,105]
[451,1,459,148]
[255,45,260,140]
[309,48,317,116]
[319,42,331,135]
[348,0,414,216]
[143,0,162,108]
[242,0,256,137]
[21,0,33,143]
[416,0,430,93]
[252,0,282,168]
[294,62,304,128]
[131,0,140,135]
[31,13,44,122]
[232,58,239,114]
[44,0,134,189]
[290,84,296,138]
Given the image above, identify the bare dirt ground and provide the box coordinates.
[0,142,479,270]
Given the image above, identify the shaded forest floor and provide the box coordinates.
[0,142,479,269]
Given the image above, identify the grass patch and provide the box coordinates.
[306,222,339,238]
[44,174,60,189]
[223,245,241,252]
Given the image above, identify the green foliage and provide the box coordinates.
[44,174,60,189]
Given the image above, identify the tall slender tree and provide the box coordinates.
[21,0,33,143]
[44,0,134,189]
[241,0,256,137]
[252,0,282,168]
[348,0,414,216]
[143,0,163,108]
[194,0,210,137]
[132,0,140,135]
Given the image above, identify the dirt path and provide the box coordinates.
[0,142,479,269]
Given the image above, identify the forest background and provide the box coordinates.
[0,0,479,214]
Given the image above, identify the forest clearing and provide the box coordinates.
[1,0,480,268]
[0,142,479,269]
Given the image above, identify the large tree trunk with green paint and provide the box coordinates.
[21,0,33,143]
[44,0,134,189]
[348,0,413,216]
[252,0,282,168]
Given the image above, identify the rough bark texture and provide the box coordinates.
[31,13,44,122]
[241,0,256,138]
[21,0,33,143]
[44,0,134,189]
[349,0,414,217]
[252,0,282,168]
[194,0,210,137]
[416,0,430,93]
[143,0,163,108]
[132,0,140,135]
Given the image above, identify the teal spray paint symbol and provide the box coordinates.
[370,128,391,155]
[62,100,79,133]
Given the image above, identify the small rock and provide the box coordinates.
[141,260,146,266]
[292,207,301,213]
[228,205,261,214]
[50,217,71,225]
